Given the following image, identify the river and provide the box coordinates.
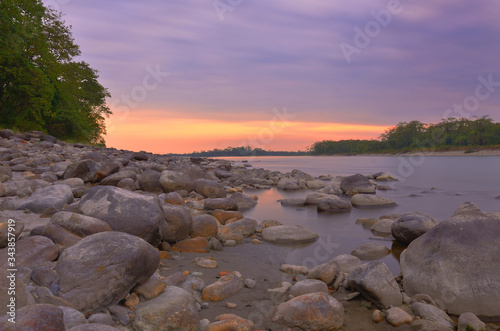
[223,155,500,275]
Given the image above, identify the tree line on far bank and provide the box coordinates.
[179,117,500,157]
[309,117,500,155]
[0,0,111,146]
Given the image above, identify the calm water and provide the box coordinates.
[224,156,500,275]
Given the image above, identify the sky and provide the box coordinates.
[43,0,500,154]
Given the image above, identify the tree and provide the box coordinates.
[0,0,111,145]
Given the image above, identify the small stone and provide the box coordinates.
[372,309,384,323]
[200,302,209,309]
[202,271,243,302]
[159,251,171,259]
[244,278,256,289]
[280,264,308,275]
[87,312,114,325]
[226,302,237,308]
[194,256,218,269]
[341,292,360,301]
[124,293,140,308]
[132,277,166,300]
[251,239,263,244]
[386,307,413,326]
[159,241,171,251]
[223,239,237,247]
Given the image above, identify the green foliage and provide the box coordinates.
[0,0,111,145]
[172,146,308,157]
[310,117,500,155]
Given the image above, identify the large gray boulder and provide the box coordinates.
[262,225,318,244]
[0,304,65,331]
[391,212,438,245]
[400,203,500,317]
[56,232,160,314]
[193,179,226,198]
[133,286,199,331]
[230,192,257,209]
[340,174,375,195]
[347,261,402,309]
[317,196,352,212]
[137,169,162,193]
[159,170,194,193]
[162,204,193,243]
[78,186,165,246]
[17,184,74,213]
[63,159,100,182]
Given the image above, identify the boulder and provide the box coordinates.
[351,242,390,260]
[347,261,402,309]
[373,172,398,181]
[370,218,394,235]
[210,210,244,225]
[17,184,74,213]
[351,194,396,207]
[191,214,219,239]
[172,237,210,253]
[277,178,302,190]
[391,212,438,245]
[289,279,329,297]
[49,211,112,237]
[230,192,257,209]
[96,161,120,182]
[0,304,65,331]
[400,203,500,317]
[137,169,162,193]
[133,286,199,331]
[340,174,375,195]
[317,196,352,212]
[308,261,338,285]
[99,170,137,186]
[78,186,165,246]
[55,232,160,314]
[306,179,327,189]
[331,254,362,274]
[273,292,344,330]
[59,306,88,329]
[63,159,100,182]
[223,218,257,237]
[193,179,226,198]
[204,198,238,211]
[318,183,343,195]
[280,198,306,207]
[457,312,486,331]
[162,204,193,243]
[262,225,318,244]
[411,302,455,329]
[159,170,194,192]
[202,271,243,302]
[386,307,413,327]
[0,235,57,268]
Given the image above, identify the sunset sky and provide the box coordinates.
[44,0,500,154]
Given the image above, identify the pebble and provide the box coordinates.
[372,309,384,323]
[280,264,308,275]
[223,239,237,246]
[194,256,218,269]
[244,278,256,289]
[226,302,237,308]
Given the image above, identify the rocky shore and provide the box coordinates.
[1,129,499,331]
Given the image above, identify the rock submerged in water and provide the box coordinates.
[400,202,500,317]
[262,225,319,244]
[391,211,438,245]
[340,173,375,195]
[351,193,396,207]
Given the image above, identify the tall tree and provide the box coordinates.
[0,0,111,145]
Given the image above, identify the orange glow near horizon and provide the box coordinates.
[104,110,389,154]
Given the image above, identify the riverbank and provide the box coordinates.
[1,129,499,330]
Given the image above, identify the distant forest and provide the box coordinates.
[309,117,500,155]
[177,117,500,157]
